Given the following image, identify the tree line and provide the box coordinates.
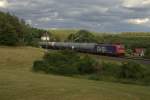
[0,11,51,46]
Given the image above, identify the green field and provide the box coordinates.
[0,47,150,100]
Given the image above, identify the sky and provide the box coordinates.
[0,0,150,32]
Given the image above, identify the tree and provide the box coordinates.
[0,14,19,46]
[67,30,97,43]
[0,11,51,46]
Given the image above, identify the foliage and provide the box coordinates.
[33,49,150,85]
[77,55,98,74]
[0,12,20,46]
[100,62,121,77]
[142,70,150,85]
[89,61,150,85]
[67,30,97,43]
[33,60,48,72]
[49,29,77,42]
[119,61,146,80]
[33,50,98,75]
[145,48,150,59]
[0,11,51,46]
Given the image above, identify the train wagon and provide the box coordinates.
[40,42,125,56]
[96,44,125,56]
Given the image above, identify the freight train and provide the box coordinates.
[40,42,125,56]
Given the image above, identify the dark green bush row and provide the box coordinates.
[33,50,150,85]
[89,61,150,85]
[33,50,98,75]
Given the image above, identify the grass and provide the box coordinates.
[0,47,150,100]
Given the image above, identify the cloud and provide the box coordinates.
[1,0,150,32]
[38,17,52,22]
[56,18,65,21]
[122,0,150,8]
[125,18,150,25]
[0,0,8,8]
[89,5,109,13]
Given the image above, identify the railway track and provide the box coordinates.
[97,56,150,65]
[121,57,150,65]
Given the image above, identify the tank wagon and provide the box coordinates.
[40,42,125,56]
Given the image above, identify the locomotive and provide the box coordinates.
[40,42,125,56]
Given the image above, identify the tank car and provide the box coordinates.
[40,42,125,56]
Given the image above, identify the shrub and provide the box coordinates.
[142,68,150,85]
[119,61,146,80]
[33,50,99,76]
[49,65,79,75]
[33,60,48,72]
[43,50,80,66]
[33,51,150,86]
[77,55,97,74]
[145,48,150,59]
[88,74,100,81]
[93,61,149,85]
[100,62,121,77]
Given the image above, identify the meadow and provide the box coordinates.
[0,47,150,100]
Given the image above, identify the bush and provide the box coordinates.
[89,61,149,85]
[43,50,80,66]
[33,60,48,72]
[100,62,121,77]
[49,65,79,75]
[77,55,97,74]
[119,61,146,80]
[145,48,150,59]
[88,74,100,81]
[33,50,99,76]
[33,51,150,86]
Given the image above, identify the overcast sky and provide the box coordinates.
[1,0,150,32]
